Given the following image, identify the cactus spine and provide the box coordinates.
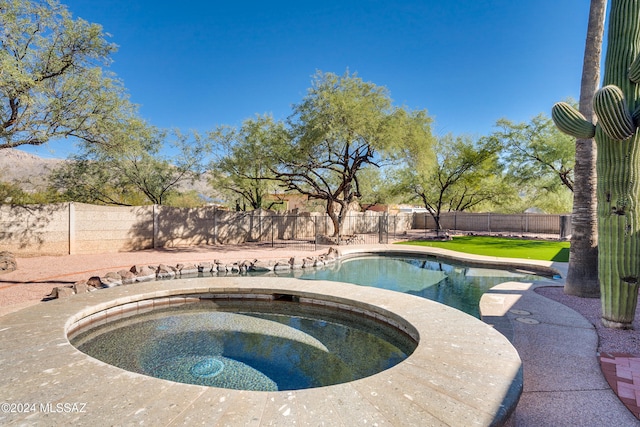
[553,0,640,328]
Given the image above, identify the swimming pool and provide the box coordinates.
[290,254,542,317]
[66,251,537,395]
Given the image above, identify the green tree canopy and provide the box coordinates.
[493,113,575,191]
[50,122,213,206]
[208,114,287,210]
[0,0,132,150]
[272,70,433,235]
[355,166,398,208]
[490,113,575,213]
[0,179,30,204]
[393,134,511,231]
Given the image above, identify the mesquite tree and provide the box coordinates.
[552,0,640,328]
[273,71,433,236]
[209,115,287,210]
[0,0,130,150]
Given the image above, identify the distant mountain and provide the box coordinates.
[0,148,215,199]
[0,148,65,191]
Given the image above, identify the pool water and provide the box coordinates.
[71,254,539,391]
[71,300,416,391]
[294,255,541,317]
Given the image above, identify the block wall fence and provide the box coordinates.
[413,212,571,236]
[0,203,570,256]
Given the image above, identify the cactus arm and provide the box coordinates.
[593,85,636,140]
[628,52,640,83]
[551,102,596,139]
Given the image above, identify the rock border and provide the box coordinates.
[50,247,342,299]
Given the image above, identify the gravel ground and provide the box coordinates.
[536,286,640,354]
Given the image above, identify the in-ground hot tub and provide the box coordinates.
[68,292,418,391]
[0,277,523,426]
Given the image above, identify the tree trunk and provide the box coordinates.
[326,199,341,237]
[426,211,442,234]
[434,214,442,234]
[597,0,640,328]
[564,0,606,297]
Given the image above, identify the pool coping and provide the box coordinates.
[0,273,522,426]
[338,245,565,278]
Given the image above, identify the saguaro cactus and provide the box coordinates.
[552,0,640,329]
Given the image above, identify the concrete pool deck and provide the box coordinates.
[0,244,638,425]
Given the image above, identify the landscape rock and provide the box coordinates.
[178,263,198,276]
[53,286,74,298]
[157,264,176,279]
[289,257,304,270]
[302,257,316,268]
[327,247,341,258]
[274,259,292,271]
[239,260,252,273]
[102,271,123,287]
[198,262,213,273]
[73,282,90,294]
[0,251,17,274]
[250,260,274,272]
[118,269,137,285]
[131,265,156,282]
[87,276,105,288]
[72,246,352,298]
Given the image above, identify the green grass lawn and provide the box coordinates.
[396,235,570,262]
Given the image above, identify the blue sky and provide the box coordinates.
[23,0,593,158]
